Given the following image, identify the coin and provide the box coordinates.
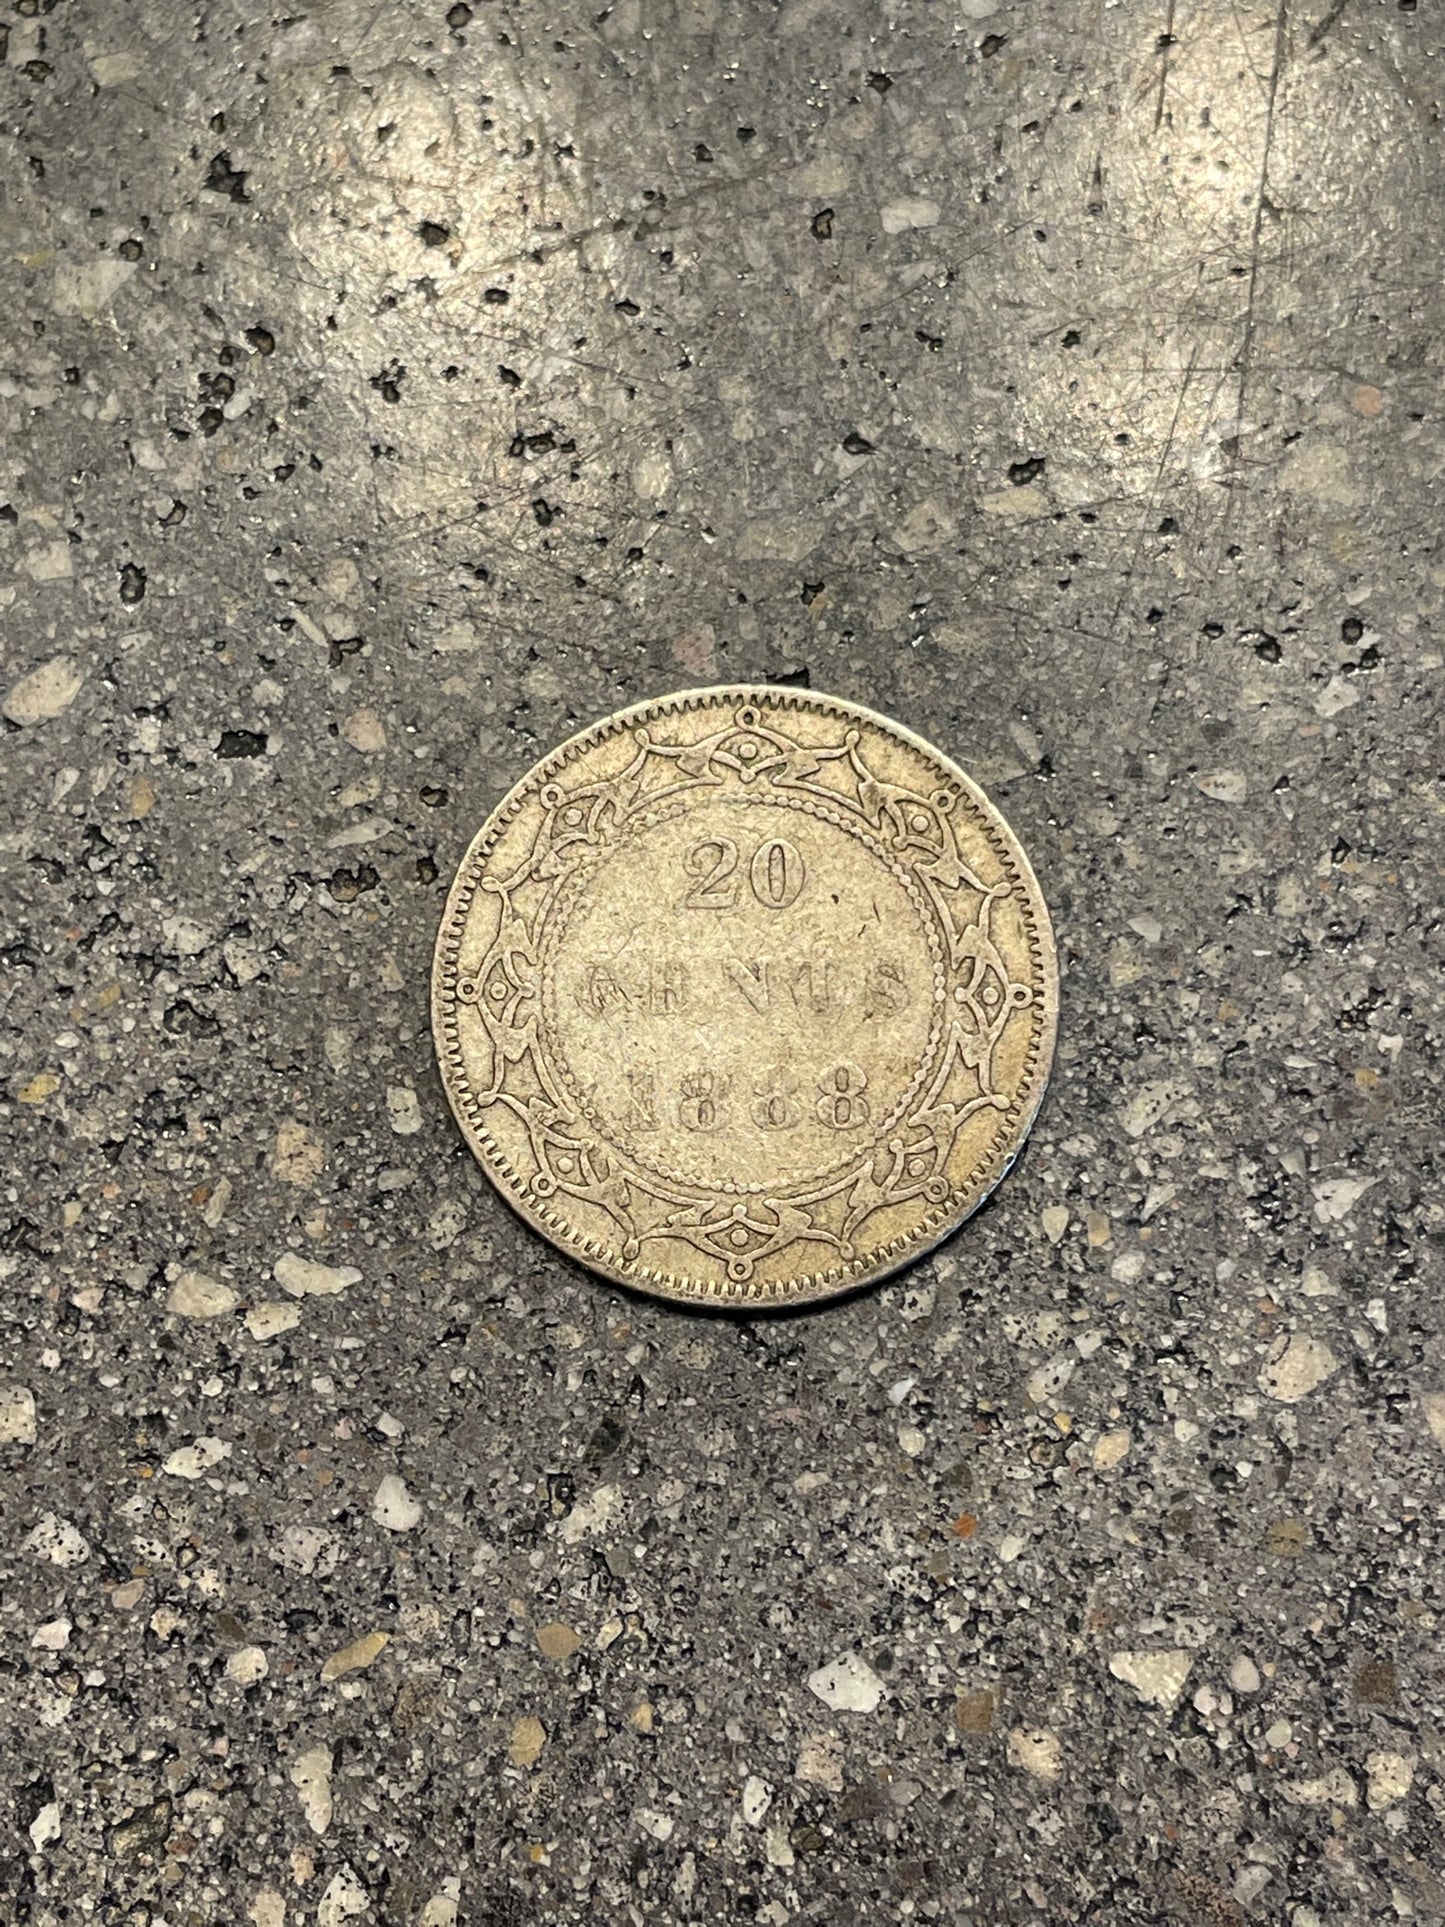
[432,687,1057,1309]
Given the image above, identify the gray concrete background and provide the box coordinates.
[2,0,1443,1921]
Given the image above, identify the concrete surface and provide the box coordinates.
[2,1,1443,1921]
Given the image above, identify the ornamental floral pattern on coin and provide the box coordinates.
[432,688,1058,1308]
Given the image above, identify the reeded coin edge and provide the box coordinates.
[432,685,1058,1309]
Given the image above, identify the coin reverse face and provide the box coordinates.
[432,687,1057,1309]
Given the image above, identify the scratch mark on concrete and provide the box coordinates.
[1307,0,1352,51]
[1154,0,1178,132]
[1092,339,1201,723]
[1227,0,1290,520]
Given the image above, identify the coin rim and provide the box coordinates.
[431,685,1058,1310]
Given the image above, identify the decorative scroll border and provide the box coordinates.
[432,689,1058,1308]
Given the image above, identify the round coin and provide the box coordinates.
[432,687,1057,1309]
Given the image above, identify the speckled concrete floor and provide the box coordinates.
[3,2,1443,1922]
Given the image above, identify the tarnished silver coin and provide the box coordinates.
[432,687,1057,1308]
